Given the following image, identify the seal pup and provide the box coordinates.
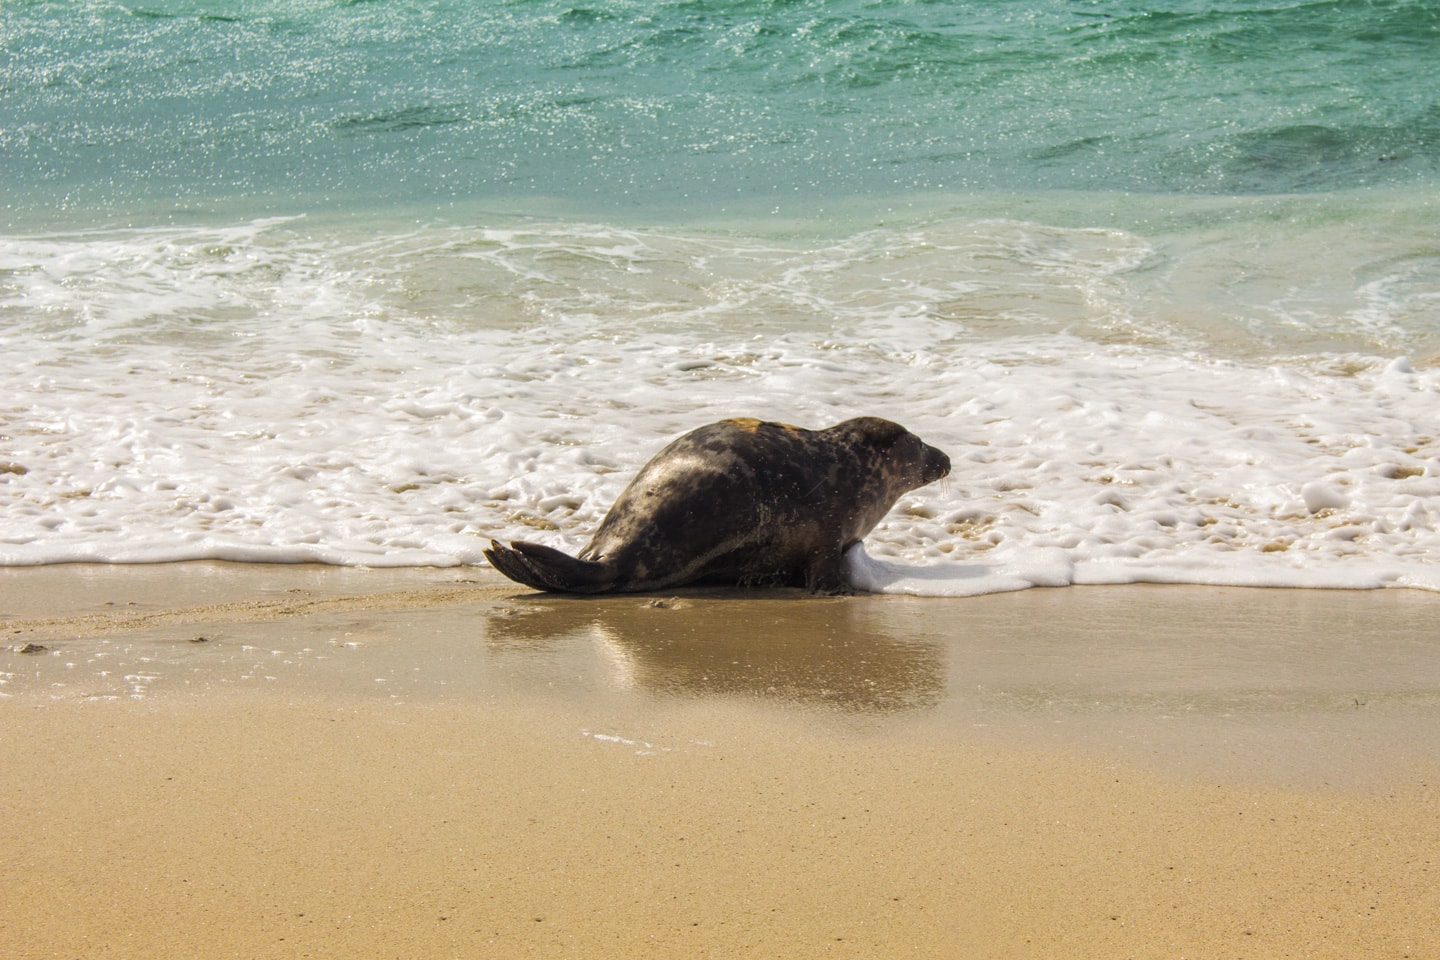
[484,416,950,595]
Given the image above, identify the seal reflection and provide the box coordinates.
[483,594,945,714]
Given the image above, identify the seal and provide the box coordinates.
[484,416,950,595]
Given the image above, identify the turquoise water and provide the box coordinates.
[4,0,1439,224]
[3,1,1440,584]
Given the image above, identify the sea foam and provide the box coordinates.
[2,217,1438,595]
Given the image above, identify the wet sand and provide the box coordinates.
[4,563,1439,958]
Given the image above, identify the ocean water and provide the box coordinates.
[3,0,1439,594]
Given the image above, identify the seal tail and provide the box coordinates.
[483,540,616,594]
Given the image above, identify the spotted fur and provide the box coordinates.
[484,416,950,595]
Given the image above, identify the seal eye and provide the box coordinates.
[887,429,920,459]
[848,416,907,448]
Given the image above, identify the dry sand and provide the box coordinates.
[3,563,1439,958]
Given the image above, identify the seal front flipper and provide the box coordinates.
[803,548,853,596]
[484,540,616,594]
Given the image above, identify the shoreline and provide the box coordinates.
[5,563,1440,957]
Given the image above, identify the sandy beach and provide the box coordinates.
[4,563,1439,958]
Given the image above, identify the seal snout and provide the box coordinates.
[924,445,951,485]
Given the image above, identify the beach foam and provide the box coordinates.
[3,216,1437,594]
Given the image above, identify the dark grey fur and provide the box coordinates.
[484,416,950,595]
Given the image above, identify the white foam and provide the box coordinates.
[2,216,1438,595]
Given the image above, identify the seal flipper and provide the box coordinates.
[484,540,616,594]
[803,547,853,596]
[483,541,555,591]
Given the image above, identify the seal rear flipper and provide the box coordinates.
[483,541,554,592]
[511,540,617,592]
[484,540,616,593]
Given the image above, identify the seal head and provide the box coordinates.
[484,416,949,595]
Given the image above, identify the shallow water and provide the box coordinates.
[3,2,1438,593]
[6,0,1438,220]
